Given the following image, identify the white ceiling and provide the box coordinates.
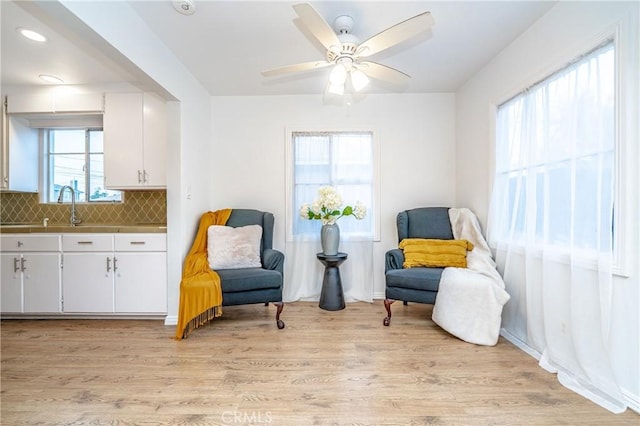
[1,1,139,89]
[1,1,557,96]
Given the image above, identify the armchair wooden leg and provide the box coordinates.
[274,302,285,329]
[383,299,395,326]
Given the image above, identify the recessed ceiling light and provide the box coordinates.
[17,27,47,42]
[172,0,195,15]
[39,74,64,84]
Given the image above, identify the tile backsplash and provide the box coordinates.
[0,190,167,225]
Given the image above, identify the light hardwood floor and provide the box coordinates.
[1,301,637,425]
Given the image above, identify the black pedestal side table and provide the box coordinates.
[316,252,347,311]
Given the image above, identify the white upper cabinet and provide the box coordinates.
[1,93,105,193]
[1,104,38,192]
[6,93,104,114]
[5,94,54,114]
[103,92,167,189]
[52,93,104,113]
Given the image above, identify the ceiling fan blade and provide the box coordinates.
[358,61,410,85]
[261,61,332,77]
[356,12,434,58]
[293,3,342,53]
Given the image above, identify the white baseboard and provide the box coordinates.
[373,291,385,300]
[622,389,640,414]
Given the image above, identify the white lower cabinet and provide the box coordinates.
[114,234,167,313]
[62,234,114,313]
[0,235,61,313]
[62,253,115,312]
[1,232,166,316]
[61,233,167,314]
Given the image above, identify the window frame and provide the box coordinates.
[488,26,635,277]
[285,125,381,242]
[40,127,122,204]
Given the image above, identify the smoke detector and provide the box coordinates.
[172,0,195,15]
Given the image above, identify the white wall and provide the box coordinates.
[58,1,214,323]
[42,1,639,409]
[210,93,456,297]
[455,1,639,410]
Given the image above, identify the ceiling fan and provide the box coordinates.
[261,3,435,96]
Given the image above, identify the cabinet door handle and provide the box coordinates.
[20,257,26,272]
[77,241,94,245]
[17,241,23,247]
[13,257,20,273]
[129,241,146,245]
[143,170,149,183]
[113,257,118,272]
[137,170,143,183]
[106,257,111,272]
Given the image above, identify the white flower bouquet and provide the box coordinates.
[299,186,367,225]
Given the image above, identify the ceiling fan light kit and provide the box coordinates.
[327,82,344,96]
[329,64,347,85]
[350,69,369,92]
[261,2,434,99]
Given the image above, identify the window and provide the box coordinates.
[490,41,615,255]
[289,131,376,240]
[44,128,122,203]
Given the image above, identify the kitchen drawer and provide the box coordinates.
[0,234,60,252]
[62,234,114,252]
[114,234,166,252]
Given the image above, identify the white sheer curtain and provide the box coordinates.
[284,132,374,303]
[488,42,627,413]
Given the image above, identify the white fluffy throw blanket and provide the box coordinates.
[431,208,510,346]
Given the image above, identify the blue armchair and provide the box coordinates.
[383,207,453,326]
[215,209,285,329]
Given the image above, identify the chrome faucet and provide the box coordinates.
[57,185,82,226]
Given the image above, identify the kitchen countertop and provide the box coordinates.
[0,224,167,234]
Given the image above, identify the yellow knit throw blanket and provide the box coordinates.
[400,238,475,268]
[175,209,232,340]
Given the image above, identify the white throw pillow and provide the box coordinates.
[207,224,263,270]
